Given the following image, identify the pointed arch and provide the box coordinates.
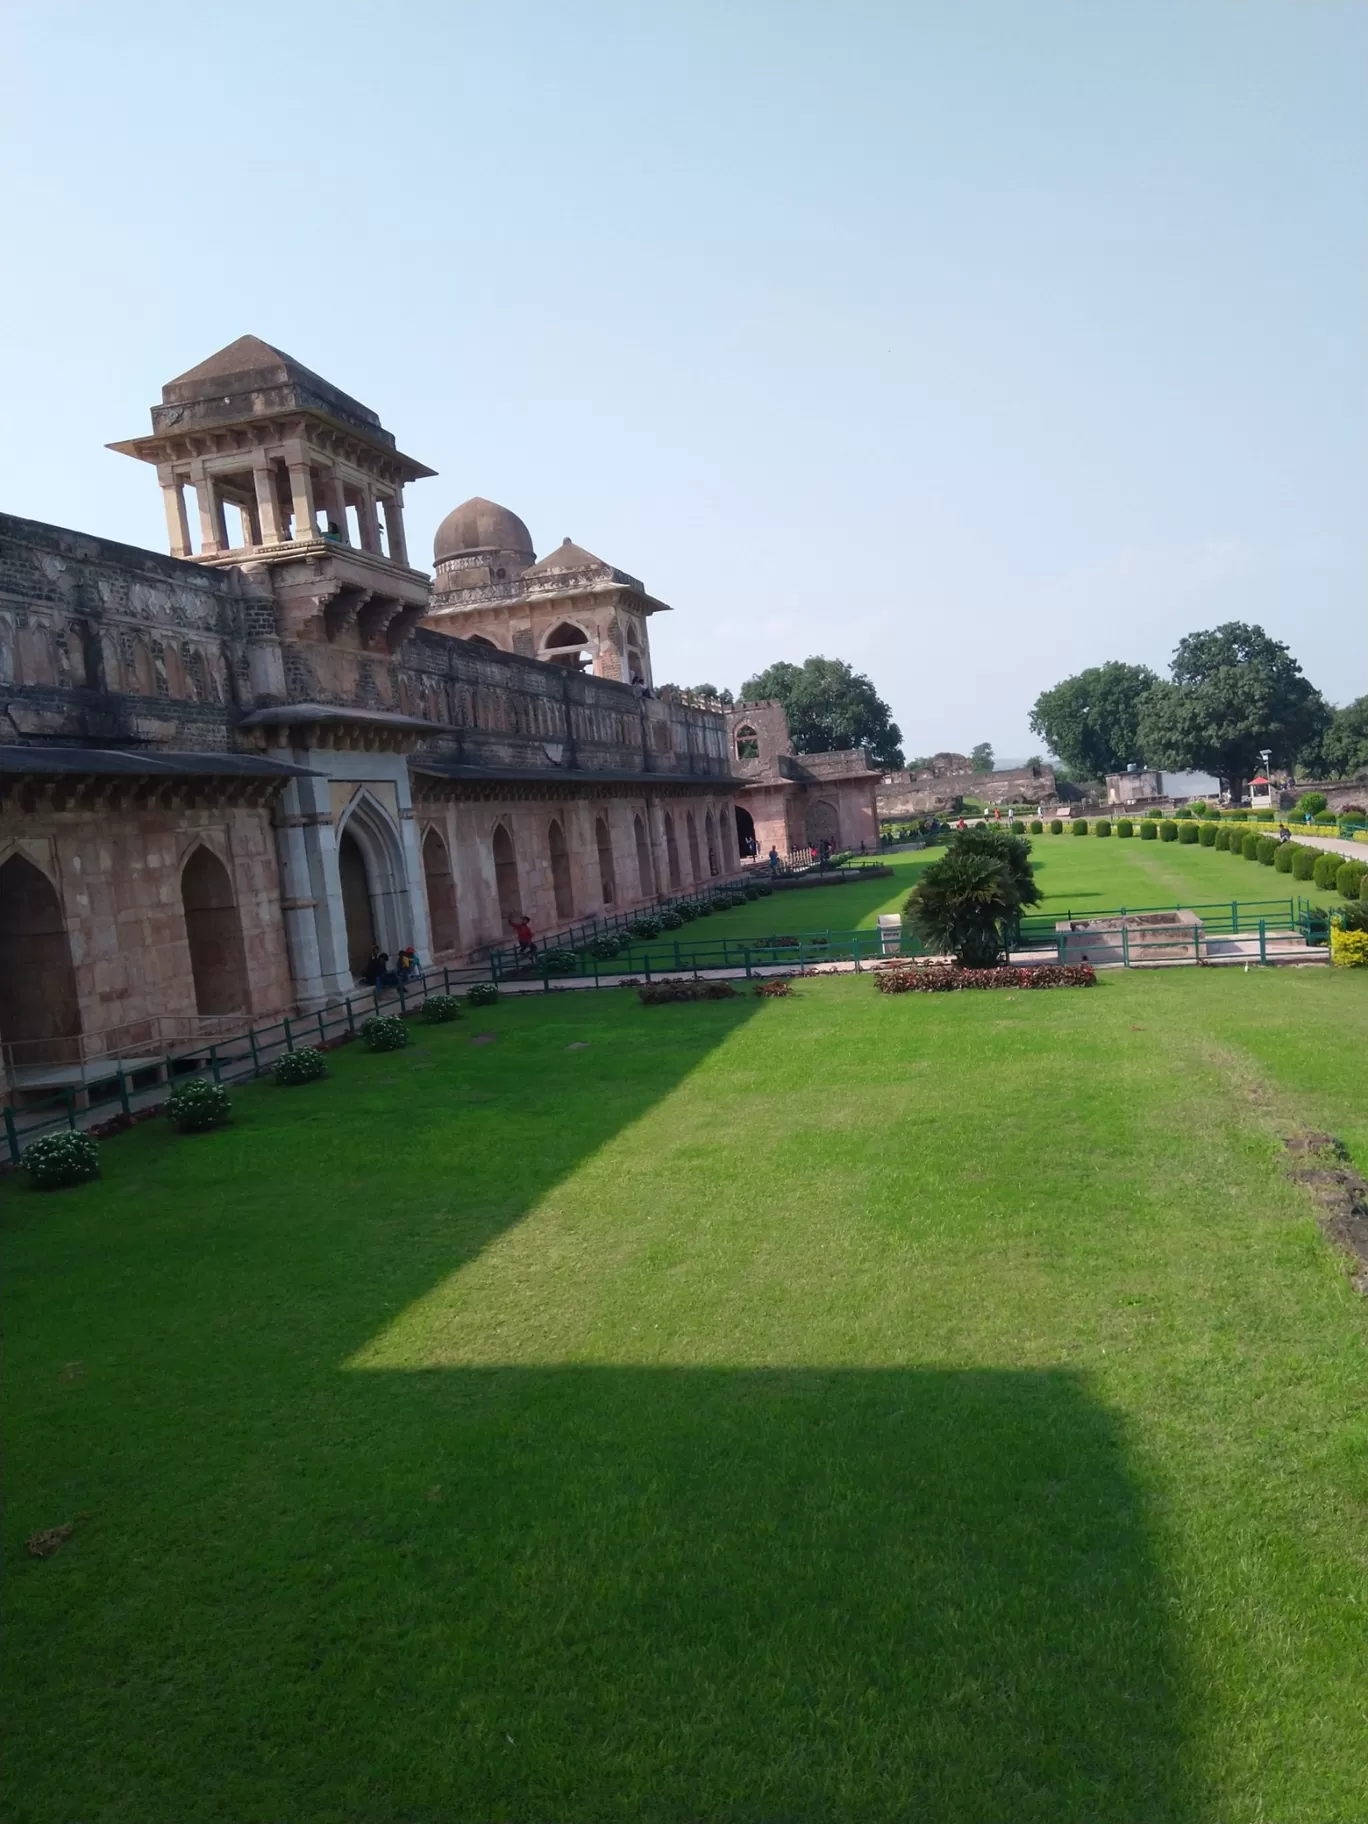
[735,724,759,761]
[337,792,409,975]
[548,818,574,920]
[686,811,702,883]
[181,845,248,1015]
[734,804,757,857]
[705,809,720,876]
[595,816,616,907]
[633,813,657,899]
[422,826,460,954]
[805,799,839,849]
[663,812,682,890]
[0,854,81,1066]
[492,821,521,922]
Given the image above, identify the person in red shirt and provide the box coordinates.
[509,914,537,961]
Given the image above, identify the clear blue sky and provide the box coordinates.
[5,0,1364,760]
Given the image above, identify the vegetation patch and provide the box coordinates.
[638,979,739,1004]
[273,1047,329,1086]
[20,1130,100,1190]
[166,1078,233,1132]
[876,963,1097,993]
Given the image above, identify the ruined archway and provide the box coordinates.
[548,819,574,920]
[492,823,521,923]
[423,827,460,955]
[181,845,248,1016]
[663,812,682,890]
[0,854,82,1067]
[595,817,616,907]
[543,623,591,673]
[735,724,759,761]
[633,814,657,899]
[734,805,757,857]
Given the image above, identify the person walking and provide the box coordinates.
[509,914,537,961]
[768,845,780,877]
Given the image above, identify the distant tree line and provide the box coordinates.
[1029,622,1367,801]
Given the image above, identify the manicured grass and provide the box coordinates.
[5,968,1368,1822]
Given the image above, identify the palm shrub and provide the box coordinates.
[274,1046,329,1083]
[167,1078,232,1131]
[360,1015,408,1052]
[467,982,499,1007]
[1072,819,1088,836]
[1116,818,1133,838]
[1312,852,1342,890]
[1094,818,1111,837]
[1139,820,1157,841]
[1159,819,1178,842]
[1292,847,1317,881]
[945,825,1043,925]
[1199,823,1217,846]
[1049,819,1063,835]
[1256,836,1277,865]
[22,1130,100,1191]
[903,849,1020,968]
[1178,823,1199,845]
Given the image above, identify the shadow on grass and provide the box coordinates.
[7,1364,1194,1823]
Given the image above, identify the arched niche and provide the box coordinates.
[595,817,616,907]
[0,854,82,1067]
[422,827,461,955]
[181,845,248,1016]
[735,804,757,857]
[492,822,521,922]
[663,812,682,890]
[633,813,656,898]
[548,819,574,920]
[806,799,840,849]
[337,794,409,977]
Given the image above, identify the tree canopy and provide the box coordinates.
[1028,662,1158,779]
[739,657,904,768]
[1303,696,1368,781]
[969,743,995,774]
[903,826,1041,967]
[1137,622,1329,799]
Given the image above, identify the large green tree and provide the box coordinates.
[739,657,904,768]
[1137,622,1330,802]
[1028,662,1158,778]
[1301,696,1368,781]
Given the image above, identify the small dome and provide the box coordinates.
[433,497,534,565]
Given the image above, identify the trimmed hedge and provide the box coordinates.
[1139,820,1157,840]
[274,1047,328,1084]
[360,1015,408,1052]
[1009,820,1027,836]
[1241,833,1261,861]
[1049,819,1064,835]
[467,982,499,1007]
[1094,818,1111,837]
[1336,860,1367,898]
[1159,820,1178,842]
[1292,847,1317,881]
[22,1130,100,1191]
[1199,823,1217,846]
[1273,845,1296,874]
[166,1078,232,1132]
[1072,819,1089,836]
[1178,823,1199,845]
[1029,819,1043,834]
[1256,836,1276,865]
[1312,852,1342,890]
[1116,818,1133,838]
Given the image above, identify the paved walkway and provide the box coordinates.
[1284,831,1368,864]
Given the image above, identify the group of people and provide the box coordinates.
[359,945,422,988]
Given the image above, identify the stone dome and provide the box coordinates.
[433,497,534,566]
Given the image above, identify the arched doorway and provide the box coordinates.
[548,819,574,919]
[492,823,521,922]
[663,812,681,890]
[633,814,656,898]
[806,799,840,850]
[0,855,81,1067]
[423,827,460,954]
[181,846,248,1016]
[338,829,377,975]
[686,812,702,882]
[734,805,757,858]
[705,810,720,876]
[543,622,591,672]
[595,817,616,906]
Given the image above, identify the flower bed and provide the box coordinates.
[753,978,792,997]
[876,964,1097,994]
[638,979,738,1005]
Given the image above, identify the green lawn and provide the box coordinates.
[700,834,1341,942]
[5,964,1368,1822]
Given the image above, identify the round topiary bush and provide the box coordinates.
[587,933,623,959]
[1240,832,1261,861]
[1273,844,1296,874]
[1049,819,1063,835]
[659,909,684,929]
[1214,826,1232,850]
[1256,836,1277,865]
[274,1046,329,1084]
[1292,847,1317,880]
[22,1130,100,1191]
[628,916,663,940]
[360,1015,409,1052]
[167,1077,233,1132]
[1312,852,1342,890]
[1199,823,1217,846]
[467,982,499,1007]
[1159,820,1178,842]
[1009,820,1026,836]
[1174,808,1193,820]
[1146,808,1165,819]
[1139,820,1157,840]
[1094,818,1111,837]
[1029,819,1043,834]
[1178,822,1199,845]
[1314,811,1338,826]
[1336,861,1367,898]
[1116,818,1133,838]
[1072,819,1088,836]
[540,948,579,975]
[691,899,713,916]
[420,994,463,1023]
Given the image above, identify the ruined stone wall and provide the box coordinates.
[878,764,1055,818]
